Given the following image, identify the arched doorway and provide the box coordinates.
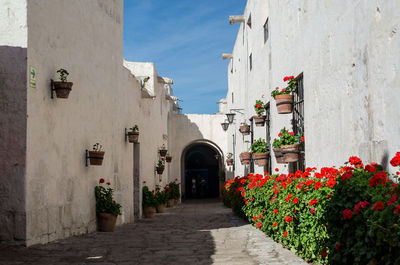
[182,142,222,199]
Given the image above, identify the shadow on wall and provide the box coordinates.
[0,46,28,243]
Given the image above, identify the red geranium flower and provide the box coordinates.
[257,222,262,228]
[273,222,277,227]
[293,198,299,204]
[99,178,105,184]
[253,216,257,221]
[106,182,111,185]
[281,88,286,92]
[365,165,376,173]
[343,209,352,220]
[309,199,318,206]
[301,136,305,142]
[390,153,400,167]
[283,231,288,237]
[258,213,262,218]
[394,205,400,214]
[275,168,279,172]
[275,87,279,90]
[321,248,327,259]
[315,181,323,190]
[373,201,384,211]
[273,209,278,214]
[310,208,316,214]
[341,171,353,181]
[284,216,292,223]
[256,104,262,108]
[289,132,294,136]
[387,195,398,206]
[285,194,293,203]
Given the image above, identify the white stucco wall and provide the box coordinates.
[226,0,400,176]
[0,0,27,47]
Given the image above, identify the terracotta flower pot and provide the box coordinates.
[226,158,234,166]
[97,213,117,232]
[143,206,156,218]
[253,115,266,127]
[127,131,139,143]
[273,148,286,164]
[89,151,105,166]
[167,199,175,207]
[53,81,73,98]
[239,152,251,165]
[239,125,250,135]
[165,156,172,163]
[159,149,168,157]
[281,144,300,163]
[253,152,269,167]
[156,166,165,174]
[156,204,166,213]
[275,94,294,114]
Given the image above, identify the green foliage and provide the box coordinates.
[57,68,69,82]
[227,153,233,159]
[254,100,265,116]
[142,186,158,207]
[94,181,121,216]
[271,75,296,98]
[273,128,300,148]
[130,125,139,132]
[250,138,269,153]
[157,158,165,168]
[155,185,168,205]
[166,181,181,200]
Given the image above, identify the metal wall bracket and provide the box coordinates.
[50,79,55,99]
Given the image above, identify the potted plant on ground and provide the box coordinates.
[226,153,234,166]
[142,185,158,218]
[155,185,168,213]
[170,179,181,204]
[53,68,73,98]
[155,158,165,174]
[273,128,301,163]
[95,178,121,232]
[127,125,139,143]
[271,76,296,114]
[239,122,251,135]
[89,143,105,166]
[253,99,266,126]
[165,153,172,163]
[250,138,269,167]
[159,144,168,157]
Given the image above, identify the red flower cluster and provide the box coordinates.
[257,222,262,228]
[99,178,105,184]
[293,198,299,204]
[283,76,294,82]
[369,171,388,187]
[365,164,376,173]
[390,152,400,167]
[284,216,293,223]
[373,201,385,211]
[309,199,318,206]
[353,201,369,215]
[341,171,353,181]
[283,231,288,237]
[349,156,364,168]
[273,209,278,214]
[343,209,352,220]
[387,195,398,206]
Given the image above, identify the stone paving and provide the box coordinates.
[0,199,307,265]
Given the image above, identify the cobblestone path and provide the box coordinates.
[0,199,307,265]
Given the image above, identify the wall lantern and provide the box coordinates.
[226,113,236,124]
[221,121,229,131]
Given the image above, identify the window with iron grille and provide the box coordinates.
[263,18,269,43]
[291,73,305,172]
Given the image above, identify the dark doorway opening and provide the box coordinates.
[184,144,220,199]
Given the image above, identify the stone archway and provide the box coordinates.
[180,140,224,199]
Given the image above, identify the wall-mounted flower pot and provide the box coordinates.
[88,151,105,166]
[143,206,156,218]
[156,166,165,174]
[127,131,139,143]
[97,213,117,232]
[253,115,266,127]
[239,152,251,165]
[165,156,172,163]
[159,149,168,157]
[239,125,250,135]
[281,144,300,162]
[226,158,234,166]
[273,148,286,164]
[52,81,73,98]
[253,152,269,167]
[156,204,166,213]
[275,94,294,114]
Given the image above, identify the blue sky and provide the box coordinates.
[123,0,245,114]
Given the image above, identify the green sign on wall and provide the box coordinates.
[29,66,36,88]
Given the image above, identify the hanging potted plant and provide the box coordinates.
[240,141,251,165]
[253,99,266,127]
[273,128,301,163]
[155,185,168,213]
[165,153,172,163]
[271,76,296,114]
[89,143,105,166]
[95,178,121,232]
[272,138,285,164]
[127,125,139,143]
[250,138,269,167]
[226,153,234,166]
[239,122,250,135]
[155,158,165,174]
[142,185,158,218]
[159,144,168,157]
[53,68,73,98]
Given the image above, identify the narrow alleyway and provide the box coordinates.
[0,200,306,265]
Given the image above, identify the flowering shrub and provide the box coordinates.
[222,154,400,264]
[142,185,158,207]
[272,127,301,148]
[95,178,121,216]
[155,185,168,205]
[271,75,296,98]
[254,99,265,116]
[166,180,181,200]
[250,138,269,153]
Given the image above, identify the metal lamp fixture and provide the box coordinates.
[226,113,236,124]
[221,121,229,131]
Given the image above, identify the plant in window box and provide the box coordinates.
[271,76,296,114]
[226,153,234,166]
[239,121,251,135]
[165,153,172,163]
[159,144,168,157]
[273,128,301,163]
[142,185,158,218]
[250,138,269,167]
[155,185,168,213]
[95,178,121,232]
[127,125,139,143]
[89,143,105,166]
[53,68,73,98]
[253,99,266,126]
[155,158,165,174]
